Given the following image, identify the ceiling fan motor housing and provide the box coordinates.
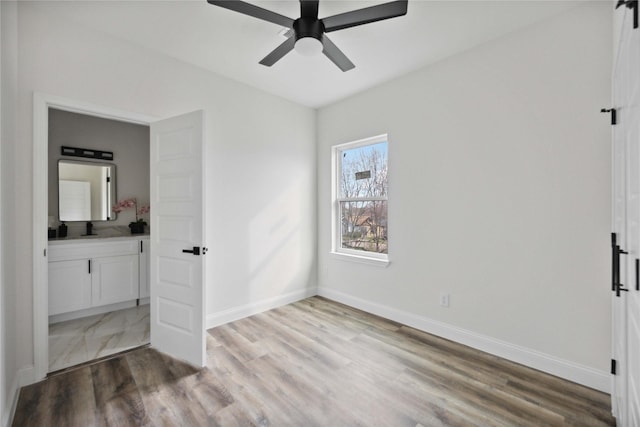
[293,18,325,42]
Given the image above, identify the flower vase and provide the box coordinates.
[129,223,145,234]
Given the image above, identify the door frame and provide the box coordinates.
[32,93,157,381]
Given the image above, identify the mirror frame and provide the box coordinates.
[57,159,117,222]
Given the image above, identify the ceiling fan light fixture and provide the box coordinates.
[294,37,323,56]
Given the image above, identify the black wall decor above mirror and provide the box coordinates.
[61,145,114,161]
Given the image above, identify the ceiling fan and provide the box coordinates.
[206,0,409,72]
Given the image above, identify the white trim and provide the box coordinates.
[317,287,611,393]
[2,375,18,427]
[2,365,35,426]
[330,251,390,267]
[32,92,158,383]
[331,134,389,264]
[16,366,34,388]
[206,288,317,329]
[333,133,388,151]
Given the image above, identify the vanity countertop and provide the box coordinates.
[48,226,149,245]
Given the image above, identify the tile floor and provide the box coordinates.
[48,304,150,372]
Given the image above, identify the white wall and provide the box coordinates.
[13,1,316,383]
[1,1,19,424]
[317,2,612,390]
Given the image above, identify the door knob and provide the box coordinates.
[182,246,201,255]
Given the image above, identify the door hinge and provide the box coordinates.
[611,359,617,375]
[106,176,111,183]
[601,108,617,125]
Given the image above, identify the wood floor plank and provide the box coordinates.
[126,347,216,426]
[91,356,150,426]
[13,296,616,426]
[13,366,99,427]
[207,342,310,425]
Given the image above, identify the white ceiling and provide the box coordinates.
[40,0,582,108]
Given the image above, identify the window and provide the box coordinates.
[332,135,388,264]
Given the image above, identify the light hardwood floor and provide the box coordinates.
[13,297,615,426]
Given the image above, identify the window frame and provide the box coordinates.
[331,134,389,267]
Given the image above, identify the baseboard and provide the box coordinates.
[2,375,18,427]
[3,365,34,427]
[317,287,610,393]
[49,300,138,324]
[17,366,34,388]
[206,287,317,329]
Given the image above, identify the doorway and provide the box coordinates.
[33,94,158,380]
[46,108,151,372]
[32,94,207,382]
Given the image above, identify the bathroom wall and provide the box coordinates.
[48,109,150,232]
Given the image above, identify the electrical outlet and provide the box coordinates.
[439,293,450,308]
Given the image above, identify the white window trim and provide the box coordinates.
[331,134,389,266]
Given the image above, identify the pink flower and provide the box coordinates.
[112,198,137,213]
[112,198,150,221]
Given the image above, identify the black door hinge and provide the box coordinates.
[601,108,617,125]
[617,0,639,29]
[611,359,617,375]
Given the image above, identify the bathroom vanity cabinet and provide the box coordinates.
[48,236,149,317]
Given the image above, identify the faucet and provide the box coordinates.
[86,221,94,236]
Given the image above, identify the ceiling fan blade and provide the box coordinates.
[300,0,319,19]
[322,0,408,33]
[207,0,294,28]
[259,37,296,67]
[321,35,355,72]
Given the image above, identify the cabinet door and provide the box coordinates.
[139,239,150,299]
[49,259,92,316]
[91,255,139,306]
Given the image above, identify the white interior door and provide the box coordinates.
[625,93,640,427]
[59,180,91,221]
[621,11,640,424]
[613,6,640,424]
[612,87,628,423]
[150,110,206,367]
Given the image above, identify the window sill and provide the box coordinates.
[330,251,390,268]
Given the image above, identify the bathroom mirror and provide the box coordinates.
[58,160,116,221]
